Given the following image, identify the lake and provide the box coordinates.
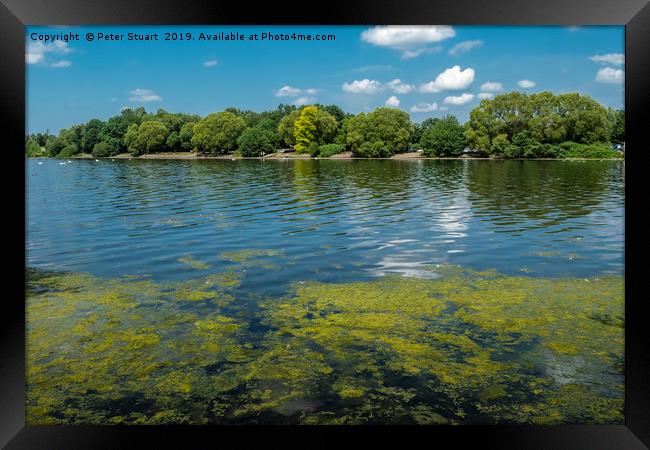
[25,158,625,425]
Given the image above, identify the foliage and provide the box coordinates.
[191,112,247,155]
[26,94,622,159]
[91,141,118,158]
[57,143,80,158]
[413,118,441,145]
[293,106,318,153]
[236,127,276,157]
[25,139,44,157]
[419,116,466,157]
[558,142,622,159]
[607,108,624,143]
[292,106,338,153]
[277,110,301,148]
[124,121,170,156]
[315,144,346,158]
[81,119,105,153]
[346,108,414,157]
[100,107,147,153]
[465,92,610,156]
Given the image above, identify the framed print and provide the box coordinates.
[1,0,649,447]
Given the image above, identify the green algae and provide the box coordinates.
[26,265,623,425]
[219,249,282,264]
[178,255,211,270]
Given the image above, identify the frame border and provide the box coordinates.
[2,0,648,447]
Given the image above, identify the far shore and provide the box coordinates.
[39,151,624,162]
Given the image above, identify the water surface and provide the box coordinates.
[26,159,625,425]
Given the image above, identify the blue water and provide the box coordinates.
[26,158,624,288]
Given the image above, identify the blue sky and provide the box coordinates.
[26,25,624,134]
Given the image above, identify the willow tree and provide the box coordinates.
[191,112,246,155]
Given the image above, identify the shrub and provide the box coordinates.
[92,141,118,157]
[558,142,621,159]
[57,144,79,158]
[316,144,346,157]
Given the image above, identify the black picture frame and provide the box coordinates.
[2,0,648,447]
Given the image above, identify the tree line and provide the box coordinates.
[26,91,624,159]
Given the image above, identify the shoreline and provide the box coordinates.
[31,151,624,162]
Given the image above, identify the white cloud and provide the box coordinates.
[443,93,475,105]
[109,97,118,102]
[439,106,449,111]
[342,79,383,94]
[477,93,494,100]
[275,86,302,97]
[400,47,442,60]
[293,97,315,106]
[385,96,400,108]
[361,26,455,47]
[449,40,483,56]
[518,79,536,88]
[419,65,475,93]
[386,79,415,94]
[26,52,43,64]
[26,40,72,66]
[589,53,624,65]
[410,102,438,113]
[203,59,218,67]
[50,60,71,68]
[480,81,502,92]
[129,88,162,102]
[275,85,317,98]
[595,67,624,84]
[361,26,455,59]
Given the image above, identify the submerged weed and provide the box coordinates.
[26,265,623,425]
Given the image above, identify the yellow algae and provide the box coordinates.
[26,265,623,425]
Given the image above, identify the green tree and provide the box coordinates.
[100,107,147,153]
[419,116,466,157]
[236,127,275,157]
[293,106,319,153]
[45,136,66,157]
[179,122,195,151]
[465,91,611,156]
[346,107,414,157]
[414,118,441,146]
[166,131,180,151]
[278,110,301,148]
[124,121,169,156]
[607,108,625,143]
[25,138,43,157]
[80,119,105,153]
[191,112,247,155]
